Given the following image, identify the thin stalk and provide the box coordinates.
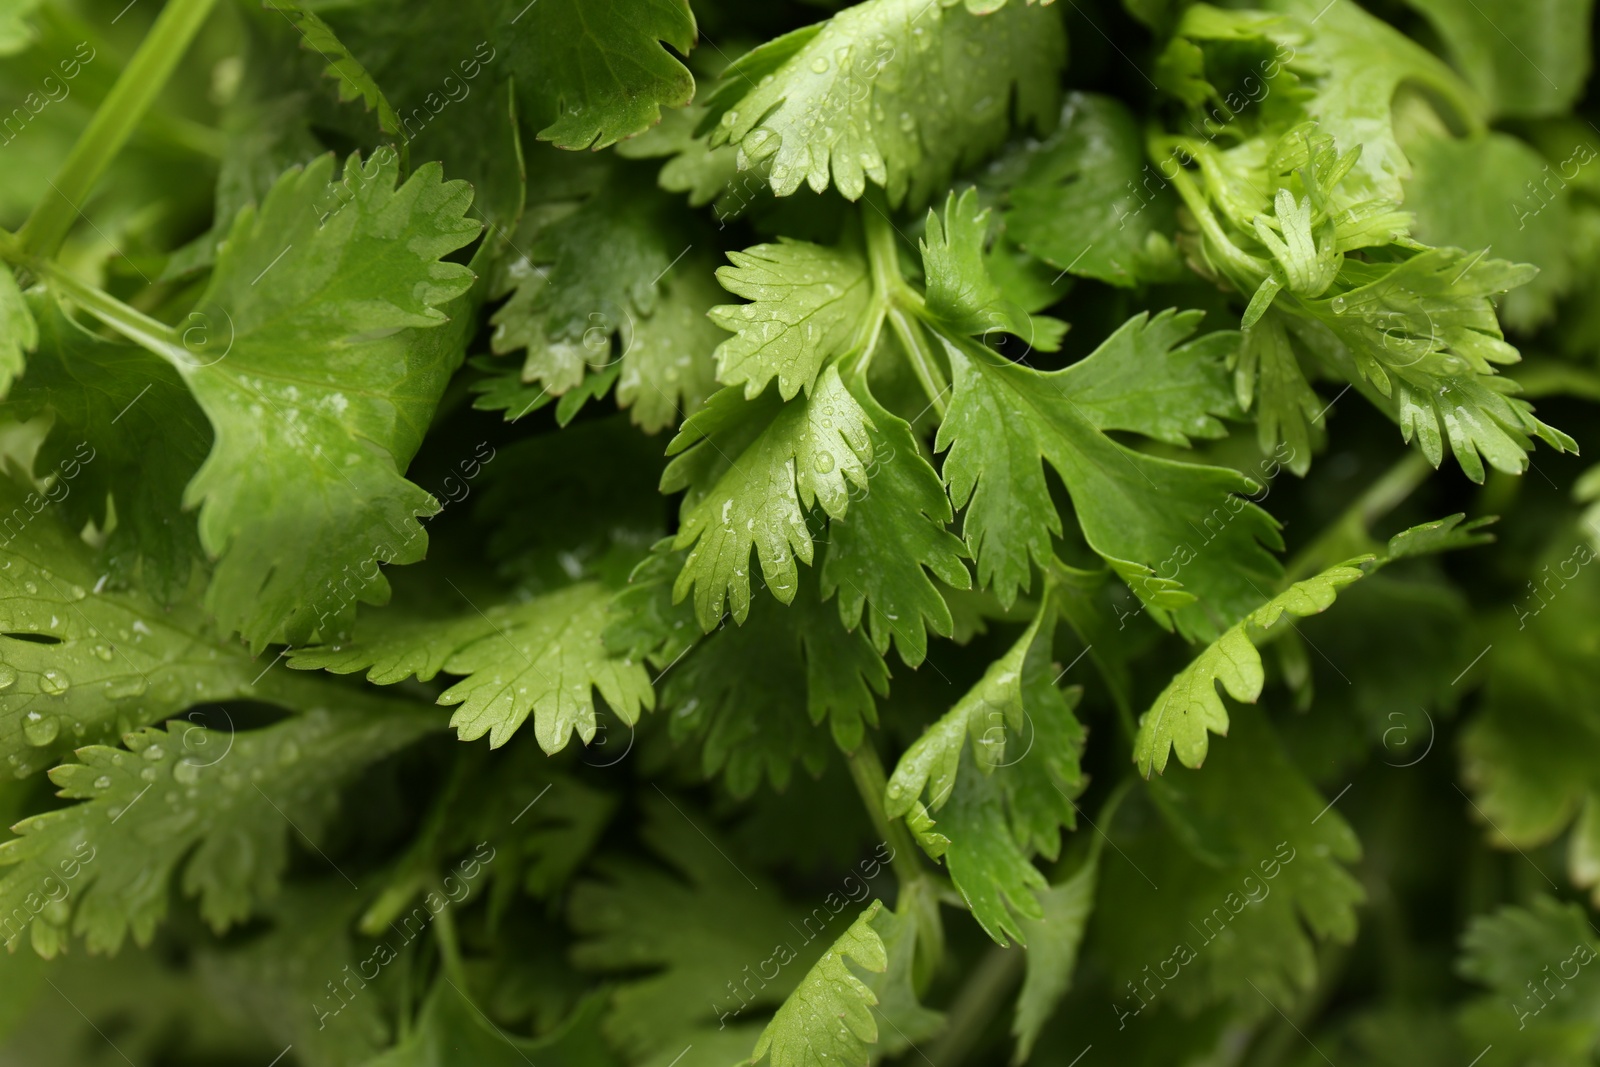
[845,742,924,888]
[1283,450,1434,582]
[1160,160,1268,289]
[35,4,226,161]
[25,258,187,364]
[886,304,950,418]
[358,748,482,935]
[430,885,472,988]
[841,300,888,383]
[20,0,221,257]
[927,944,1023,1067]
[861,198,949,416]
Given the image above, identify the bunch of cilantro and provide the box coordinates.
[0,0,1598,1063]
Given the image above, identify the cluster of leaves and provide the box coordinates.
[0,0,1597,1064]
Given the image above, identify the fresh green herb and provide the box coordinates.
[0,0,1597,1064]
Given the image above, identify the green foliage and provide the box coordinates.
[0,706,438,956]
[290,582,653,753]
[747,899,942,1067]
[699,0,1065,206]
[1134,558,1371,776]
[0,0,1596,1064]
[183,151,480,648]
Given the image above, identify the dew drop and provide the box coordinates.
[23,715,59,747]
[22,580,37,595]
[814,451,836,474]
[93,775,112,790]
[742,126,780,162]
[0,666,16,691]
[173,761,201,785]
[39,670,69,695]
[142,744,165,762]
[91,644,114,662]
[104,677,147,701]
[810,56,830,73]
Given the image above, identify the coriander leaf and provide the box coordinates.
[265,0,400,139]
[1134,558,1371,777]
[489,168,710,415]
[664,568,886,795]
[701,0,1065,207]
[324,0,696,153]
[289,582,653,754]
[1150,6,1576,482]
[0,706,439,956]
[885,605,1048,818]
[1457,896,1600,1059]
[1234,310,1323,475]
[820,378,971,666]
[920,188,1051,349]
[1050,309,1239,448]
[1461,526,1600,904]
[1095,709,1364,1013]
[748,902,886,1067]
[618,258,725,433]
[1403,0,1595,118]
[663,368,874,628]
[364,984,615,1067]
[196,886,390,1067]
[1403,128,1575,332]
[0,263,35,396]
[748,899,941,1067]
[569,795,827,1058]
[1384,512,1497,560]
[1304,247,1576,482]
[8,294,210,599]
[886,598,1085,944]
[0,477,309,779]
[940,764,1047,946]
[709,235,874,401]
[510,0,697,150]
[1012,849,1098,1064]
[467,358,557,422]
[937,334,1282,637]
[999,92,1181,288]
[1260,0,1479,203]
[176,151,480,648]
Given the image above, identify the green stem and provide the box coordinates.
[20,0,221,257]
[886,304,950,417]
[34,5,226,161]
[358,748,481,935]
[840,301,888,383]
[1160,160,1268,292]
[1282,450,1433,582]
[927,944,1023,1067]
[430,884,472,988]
[28,258,187,363]
[861,198,949,416]
[845,742,924,888]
